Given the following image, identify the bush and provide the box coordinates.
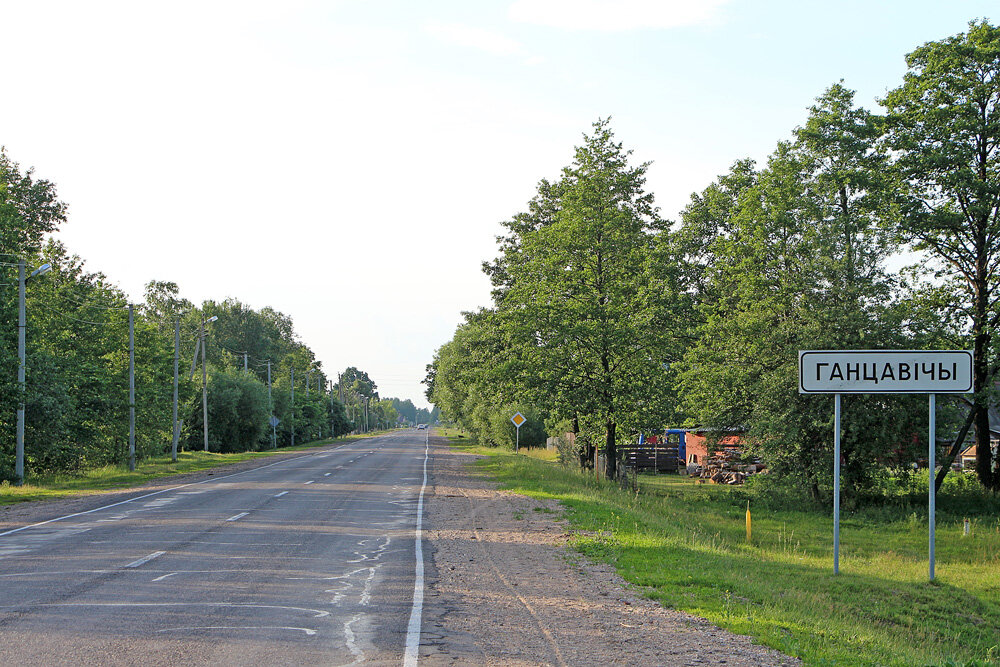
[186,369,269,453]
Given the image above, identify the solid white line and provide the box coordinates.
[0,450,334,538]
[274,491,288,498]
[403,437,429,666]
[226,512,249,522]
[126,551,165,568]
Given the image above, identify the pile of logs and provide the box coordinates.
[695,448,766,485]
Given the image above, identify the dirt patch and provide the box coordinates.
[420,438,799,666]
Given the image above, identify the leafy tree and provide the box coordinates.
[185,368,269,453]
[678,85,926,502]
[496,119,672,478]
[883,20,1000,489]
[0,147,67,254]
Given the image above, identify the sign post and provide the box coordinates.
[511,412,526,453]
[799,350,972,580]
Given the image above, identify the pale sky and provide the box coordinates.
[3,1,996,408]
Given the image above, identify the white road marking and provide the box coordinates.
[152,572,178,582]
[344,613,366,664]
[157,626,317,635]
[0,451,330,538]
[324,472,331,476]
[274,491,288,498]
[126,551,165,568]
[0,602,330,618]
[403,438,429,667]
[226,512,249,522]
[304,480,314,485]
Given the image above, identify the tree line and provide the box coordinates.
[425,21,1000,502]
[1,154,418,481]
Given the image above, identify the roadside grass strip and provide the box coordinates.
[453,440,1000,666]
[0,432,393,506]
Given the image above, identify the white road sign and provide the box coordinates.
[799,350,973,394]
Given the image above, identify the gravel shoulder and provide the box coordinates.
[419,437,799,666]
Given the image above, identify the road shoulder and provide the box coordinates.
[420,438,799,666]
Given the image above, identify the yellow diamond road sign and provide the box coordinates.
[510,412,526,428]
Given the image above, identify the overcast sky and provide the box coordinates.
[3,0,996,408]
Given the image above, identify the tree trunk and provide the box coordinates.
[973,271,997,489]
[604,420,617,480]
[574,415,592,470]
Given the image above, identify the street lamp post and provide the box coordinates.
[200,315,218,452]
[15,260,51,485]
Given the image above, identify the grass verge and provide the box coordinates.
[445,436,1000,666]
[0,431,390,506]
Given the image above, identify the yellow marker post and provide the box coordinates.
[746,501,752,543]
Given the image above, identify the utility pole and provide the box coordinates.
[201,317,209,452]
[128,304,135,472]
[327,380,337,439]
[267,360,275,449]
[171,317,180,462]
[16,260,26,485]
[243,352,248,373]
[290,367,295,447]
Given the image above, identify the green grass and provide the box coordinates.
[0,432,388,506]
[452,440,1000,666]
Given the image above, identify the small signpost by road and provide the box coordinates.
[511,412,526,453]
[799,350,973,580]
[269,415,280,450]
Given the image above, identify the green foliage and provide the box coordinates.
[1,148,408,479]
[675,84,942,502]
[488,406,545,450]
[185,368,269,453]
[883,19,1000,489]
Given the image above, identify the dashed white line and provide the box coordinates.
[304,480,314,485]
[152,572,177,582]
[0,450,330,538]
[226,512,249,522]
[324,473,331,477]
[126,551,165,568]
[275,491,289,498]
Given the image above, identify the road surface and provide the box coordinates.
[0,430,429,665]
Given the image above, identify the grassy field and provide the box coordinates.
[445,436,1000,666]
[0,431,390,506]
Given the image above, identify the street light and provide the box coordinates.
[200,315,218,452]
[16,260,51,485]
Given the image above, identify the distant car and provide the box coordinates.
[416,424,427,429]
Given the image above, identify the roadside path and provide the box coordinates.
[419,437,799,666]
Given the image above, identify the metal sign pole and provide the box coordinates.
[515,424,520,453]
[929,393,936,581]
[834,393,841,575]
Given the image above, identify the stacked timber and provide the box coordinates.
[697,447,765,485]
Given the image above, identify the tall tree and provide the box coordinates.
[498,119,671,478]
[679,86,919,501]
[883,20,1000,489]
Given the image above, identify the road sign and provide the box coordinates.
[510,412,526,427]
[799,348,973,582]
[799,350,973,394]
[269,416,280,427]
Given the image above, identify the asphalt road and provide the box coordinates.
[0,430,430,666]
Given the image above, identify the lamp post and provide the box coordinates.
[200,315,218,452]
[15,260,51,485]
